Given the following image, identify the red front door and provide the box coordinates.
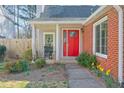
[63,30,79,56]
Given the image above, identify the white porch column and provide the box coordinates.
[37,29,40,56]
[56,24,60,61]
[32,25,36,61]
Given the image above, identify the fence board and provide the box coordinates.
[0,39,32,58]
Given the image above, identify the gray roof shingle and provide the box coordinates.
[40,5,99,18]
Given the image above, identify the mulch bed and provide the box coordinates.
[0,63,68,88]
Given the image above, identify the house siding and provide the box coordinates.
[83,7,119,79]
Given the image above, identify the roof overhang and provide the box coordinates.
[83,5,112,25]
[29,18,85,25]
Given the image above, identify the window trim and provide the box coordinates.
[43,32,55,57]
[93,16,108,59]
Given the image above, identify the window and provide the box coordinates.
[63,31,67,43]
[70,31,76,37]
[94,17,108,58]
[45,34,53,46]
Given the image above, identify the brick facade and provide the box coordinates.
[83,7,119,79]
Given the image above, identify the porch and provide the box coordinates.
[31,18,85,63]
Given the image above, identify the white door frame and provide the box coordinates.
[61,28,81,58]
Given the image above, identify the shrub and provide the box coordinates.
[76,52,90,68]
[5,59,30,73]
[19,59,30,72]
[5,62,15,72]
[76,52,97,69]
[0,45,6,62]
[22,49,32,61]
[35,58,46,68]
[89,55,98,69]
[9,61,22,73]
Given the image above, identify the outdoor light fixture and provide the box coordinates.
[81,26,84,33]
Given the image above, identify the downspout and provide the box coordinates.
[113,5,123,84]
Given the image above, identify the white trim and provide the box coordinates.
[56,24,60,61]
[79,29,82,54]
[93,16,108,58]
[113,6,123,84]
[37,29,40,56]
[66,30,68,56]
[32,25,36,60]
[61,29,64,57]
[96,53,107,59]
[30,21,84,24]
[61,28,81,58]
[83,6,107,25]
[94,16,108,26]
[93,23,95,54]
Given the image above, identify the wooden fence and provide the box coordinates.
[0,39,32,58]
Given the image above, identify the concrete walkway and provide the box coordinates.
[65,63,106,88]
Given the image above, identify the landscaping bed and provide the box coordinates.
[76,52,120,88]
[0,63,68,88]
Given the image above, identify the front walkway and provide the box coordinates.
[65,63,106,88]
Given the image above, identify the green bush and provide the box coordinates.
[0,45,6,62]
[22,49,32,61]
[10,61,22,72]
[90,55,97,69]
[19,59,30,72]
[35,58,46,68]
[5,59,30,73]
[76,52,97,69]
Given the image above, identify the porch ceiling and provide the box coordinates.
[34,24,56,31]
[34,23,83,31]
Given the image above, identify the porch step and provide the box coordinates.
[60,59,77,63]
[45,59,78,64]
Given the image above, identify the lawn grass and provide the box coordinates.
[0,80,68,88]
[0,81,29,88]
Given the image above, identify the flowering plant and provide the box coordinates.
[105,69,111,75]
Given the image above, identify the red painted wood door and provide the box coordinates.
[63,30,79,56]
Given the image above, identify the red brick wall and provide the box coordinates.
[83,7,119,79]
[82,23,93,54]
